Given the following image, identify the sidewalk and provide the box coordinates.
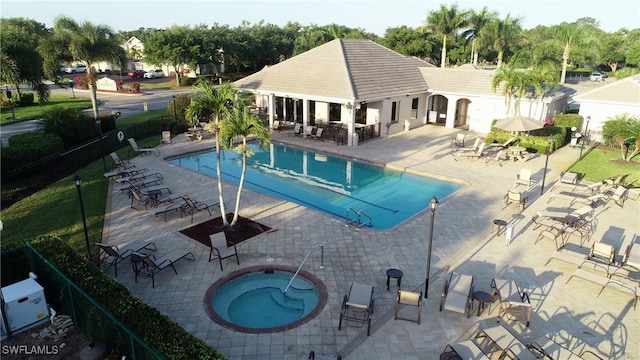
[103,125,639,359]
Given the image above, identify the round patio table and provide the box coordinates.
[386,268,403,291]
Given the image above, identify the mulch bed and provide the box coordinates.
[179,213,272,247]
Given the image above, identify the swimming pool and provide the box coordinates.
[169,143,460,229]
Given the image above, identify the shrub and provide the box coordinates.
[18,92,35,106]
[130,82,140,93]
[179,77,197,86]
[73,76,87,89]
[38,105,98,146]
[1,133,64,174]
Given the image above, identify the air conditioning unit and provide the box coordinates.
[1,277,50,337]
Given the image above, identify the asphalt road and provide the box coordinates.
[0,83,190,147]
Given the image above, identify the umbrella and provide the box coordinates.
[494,116,544,133]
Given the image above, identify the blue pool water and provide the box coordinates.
[212,271,320,330]
[169,143,460,229]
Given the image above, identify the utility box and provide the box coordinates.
[1,278,49,336]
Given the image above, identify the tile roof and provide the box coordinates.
[419,67,500,96]
[573,75,640,104]
[233,39,434,102]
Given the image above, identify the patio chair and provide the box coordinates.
[552,178,603,195]
[440,340,489,360]
[132,249,195,288]
[439,272,474,318]
[181,196,214,223]
[151,200,186,222]
[338,282,375,336]
[109,152,134,170]
[450,133,465,147]
[514,168,533,189]
[305,125,315,137]
[547,192,609,207]
[622,243,640,270]
[394,290,422,324]
[95,240,157,277]
[588,242,617,265]
[127,138,160,156]
[115,177,164,193]
[452,138,481,153]
[272,120,281,132]
[491,278,532,327]
[565,268,639,310]
[292,123,303,136]
[527,336,604,360]
[208,232,239,271]
[484,150,507,166]
[161,131,172,146]
[503,189,528,212]
[608,186,629,208]
[452,142,486,161]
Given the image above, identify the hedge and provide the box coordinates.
[1,133,65,174]
[7,236,225,360]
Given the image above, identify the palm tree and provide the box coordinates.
[185,82,237,227]
[219,105,271,227]
[460,7,496,66]
[487,14,523,68]
[491,65,526,116]
[51,16,125,122]
[554,22,588,84]
[425,4,466,68]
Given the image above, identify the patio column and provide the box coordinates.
[303,99,309,136]
[445,95,458,128]
[268,93,276,129]
[346,103,356,146]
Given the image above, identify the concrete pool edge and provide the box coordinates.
[203,264,328,334]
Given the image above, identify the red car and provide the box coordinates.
[127,70,145,78]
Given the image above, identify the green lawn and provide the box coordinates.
[116,109,168,128]
[1,95,92,125]
[568,147,640,187]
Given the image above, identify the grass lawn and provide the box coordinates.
[1,95,92,125]
[116,109,168,128]
[568,147,640,187]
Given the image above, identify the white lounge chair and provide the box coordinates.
[128,138,160,156]
[439,272,474,318]
[491,278,532,327]
[452,142,486,161]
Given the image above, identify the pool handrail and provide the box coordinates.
[284,244,324,294]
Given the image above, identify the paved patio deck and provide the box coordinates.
[103,125,639,359]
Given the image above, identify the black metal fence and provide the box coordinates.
[1,116,172,208]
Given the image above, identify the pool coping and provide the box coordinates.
[202,264,329,334]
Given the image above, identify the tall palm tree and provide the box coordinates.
[554,22,588,84]
[460,7,496,66]
[425,4,466,68]
[491,65,526,116]
[487,14,523,68]
[185,82,237,226]
[219,105,271,227]
[51,16,125,122]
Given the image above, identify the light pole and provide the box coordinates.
[74,174,92,261]
[584,116,591,139]
[425,196,438,299]
[173,95,178,125]
[540,135,554,195]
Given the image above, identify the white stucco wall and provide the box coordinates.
[575,102,640,141]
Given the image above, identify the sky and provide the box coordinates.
[1,0,639,36]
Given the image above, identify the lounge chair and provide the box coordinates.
[115,177,164,193]
[208,232,239,271]
[452,138,481,153]
[305,125,315,137]
[537,205,595,225]
[450,133,465,147]
[608,186,628,208]
[272,120,281,132]
[452,142,486,161]
[181,196,214,223]
[115,171,163,184]
[552,178,603,195]
[338,282,375,336]
[313,127,324,140]
[161,131,172,146]
[504,189,528,212]
[127,138,160,156]
[566,268,639,310]
[514,168,533,189]
[394,290,422,324]
[151,200,186,222]
[474,325,538,360]
[547,192,609,207]
[622,243,640,270]
[132,249,195,288]
[292,123,303,136]
[109,152,134,170]
[439,272,474,318]
[588,242,617,265]
[491,278,532,327]
[441,340,489,360]
[95,240,157,277]
[527,336,604,360]
[484,150,507,166]
[488,137,516,149]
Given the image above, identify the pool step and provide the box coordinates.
[271,290,305,311]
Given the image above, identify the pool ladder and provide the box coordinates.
[283,244,324,294]
[345,208,372,228]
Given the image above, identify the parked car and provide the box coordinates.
[65,64,87,73]
[143,69,165,79]
[127,70,146,78]
[589,71,606,82]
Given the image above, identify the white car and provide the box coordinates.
[65,64,87,73]
[589,71,606,82]
[143,69,165,79]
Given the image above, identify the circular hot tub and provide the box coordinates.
[204,265,327,333]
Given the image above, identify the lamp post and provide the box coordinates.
[172,95,177,125]
[74,174,92,261]
[424,196,438,299]
[540,135,554,195]
[584,116,591,139]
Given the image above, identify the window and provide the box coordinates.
[411,98,419,119]
[391,101,399,123]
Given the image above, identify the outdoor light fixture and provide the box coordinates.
[540,136,554,195]
[74,174,92,261]
[425,195,438,298]
[172,95,177,125]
